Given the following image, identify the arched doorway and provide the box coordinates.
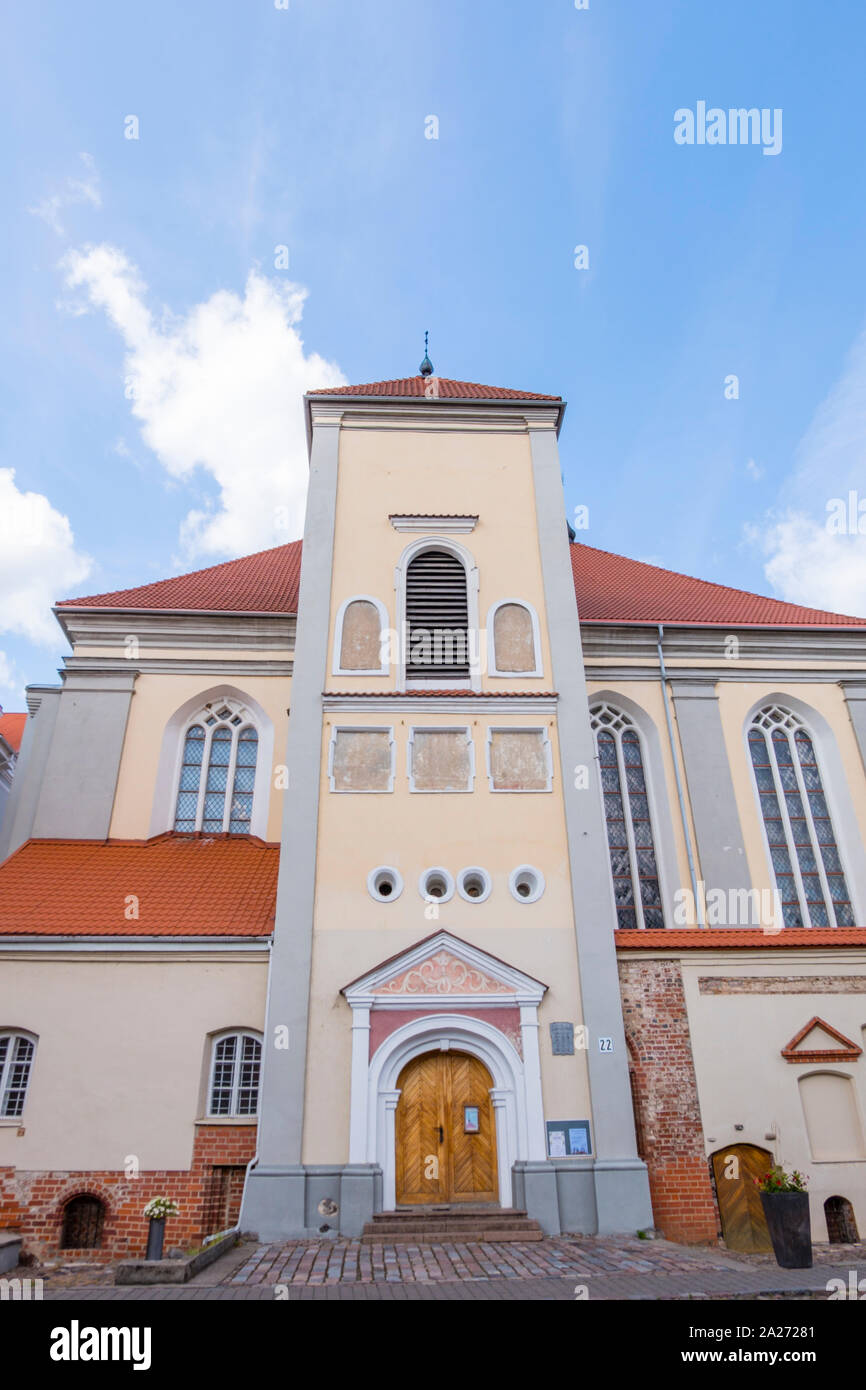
[824,1195,859,1243]
[711,1144,773,1253]
[395,1051,498,1205]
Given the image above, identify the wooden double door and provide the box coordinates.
[395,1051,498,1205]
[712,1144,774,1253]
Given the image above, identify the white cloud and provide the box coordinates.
[29,153,101,236]
[753,322,866,616]
[745,457,764,481]
[61,245,345,559]
[0,468,92,647]
[757,515,866,614]
[0,650,24,707]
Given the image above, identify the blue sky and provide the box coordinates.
[3,0,866,704]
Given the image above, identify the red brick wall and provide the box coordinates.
[0,1124,256,1264]
[618,957,719,1244]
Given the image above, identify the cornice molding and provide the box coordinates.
[62,656,293,677]
[389,514,478,534]
[57,609,295,650]
[322,693,558,713]
[581,624,866,665]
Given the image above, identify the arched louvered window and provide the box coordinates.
[591,703,664,930]
[174,700,259,834]
[748,704,854,928]
[208,1031,262,1116]
[405,549,469,681]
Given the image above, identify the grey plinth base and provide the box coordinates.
[512,1158,653,1236]
[240,1164,382,1241]
[0,1232,22,1273]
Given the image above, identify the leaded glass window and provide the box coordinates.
[173,701,259,834]
[208,1032,262,1117]
[590,703,664,930]
[0,1032,36,1118]
[748,704,854,929]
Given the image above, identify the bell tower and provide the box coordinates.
[242,369,652,1239]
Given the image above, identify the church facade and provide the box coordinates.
[2,372,866,1262]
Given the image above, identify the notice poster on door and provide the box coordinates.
[546,1120,592,1157]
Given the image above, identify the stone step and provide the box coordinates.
[360,1226,545,1244]
[361,1209,545,1243]
[371,1208,529,1222]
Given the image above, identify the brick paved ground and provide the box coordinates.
[16,1233,866,1300]
[225,1233,739,1286]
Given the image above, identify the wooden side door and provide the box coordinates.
[395,1053,447,1204]
[712,1144,774,1253]
[447,1053,498,1203]
[395,1052,498,1205]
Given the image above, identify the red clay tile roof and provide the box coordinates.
[571,543,866,628]
[616,928,866,948]
[310,376,561,401]
[0,835,278,937]
[57,541,303,614]
[0,712,27,754]
[55,539,866,629]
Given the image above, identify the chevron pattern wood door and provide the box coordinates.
[712,1144,774,1253]
[395,1052,498,1205]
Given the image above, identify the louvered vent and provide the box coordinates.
[405,550,469,679]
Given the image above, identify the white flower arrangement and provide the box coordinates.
[143,1196,179,1220]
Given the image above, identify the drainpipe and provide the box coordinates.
[657,623,705,928]
[230,933,276,1242]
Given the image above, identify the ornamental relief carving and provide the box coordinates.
[375,950,514,996]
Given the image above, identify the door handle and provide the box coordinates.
[438,1126,444,1144]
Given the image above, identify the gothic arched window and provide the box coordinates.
[748,704,854,928]
[174,700,259,834]
[590,703,664,930]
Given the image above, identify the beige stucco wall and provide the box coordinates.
[302,708,592,1162]
[108,671,290,842]
[301,422,593,1164]
[325,427,554,691]
[679,952,866,1239]
[0,952,267,1171]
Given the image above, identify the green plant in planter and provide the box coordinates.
[143,1197,180,1220]
[754,1166,811,1269]
[753,1165,808,1194]
[143,1197,180,1262]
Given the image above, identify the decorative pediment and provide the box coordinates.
[781,1016,862,1064]
[341,930,546,1008]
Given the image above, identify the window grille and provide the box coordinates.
[173,700,259,833]
[748,704,854,928]
[61,1195,105,1249]
[590,703,664,930]
[208,1033,262,1117]
[0,1032,35,1118]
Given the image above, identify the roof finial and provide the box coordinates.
[419,330,434,377]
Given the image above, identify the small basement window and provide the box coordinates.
[61,1195,106,1250]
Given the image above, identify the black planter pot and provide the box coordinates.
[145,1217,166,1261]
[759,1191,812,1269]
